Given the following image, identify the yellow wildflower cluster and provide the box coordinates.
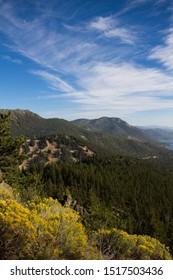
[93,228,172,260]
[0,185,87,259]
[28,197,87,259]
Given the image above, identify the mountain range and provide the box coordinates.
[1,109,172,160]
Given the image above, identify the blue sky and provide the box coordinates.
[0,0,173,126]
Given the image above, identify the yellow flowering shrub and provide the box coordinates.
[93,228,172,260]
[0,198,61,259]
[0,195,88,259]
[29,198,88,259]
[137,235,172,260]
[0,199,36,259]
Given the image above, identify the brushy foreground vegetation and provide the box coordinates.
[0,183,172,260]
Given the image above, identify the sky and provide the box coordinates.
[0,0,173,127]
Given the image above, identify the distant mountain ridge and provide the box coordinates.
[140,128,173,141]
[1,109,172,159]
[71,116,148,141]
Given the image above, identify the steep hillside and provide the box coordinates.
[1,109,84,139]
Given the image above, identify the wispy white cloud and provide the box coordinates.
[31,70,75,93]
[104,28,136,45]
[115,0,151,17]
[81,62,173,95]
[69,61,173,116]
[149,27,173,70]
[89,16,136,45]
[38,94,61,100]
[89,16,113,31]
[155,0,168,4]
[1,55,22,64]
[131,0,149,4]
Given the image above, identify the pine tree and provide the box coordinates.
[0,111,24,173]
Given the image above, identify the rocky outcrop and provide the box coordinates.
[19,136,95,171]
[62,194,88,216]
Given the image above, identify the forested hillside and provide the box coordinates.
[3,109,173,159]
[0,111,173,260]
[72,116,147,139]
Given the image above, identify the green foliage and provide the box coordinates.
[39,158,173,255]
[0,112,24,170]
[13,170,46,202]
